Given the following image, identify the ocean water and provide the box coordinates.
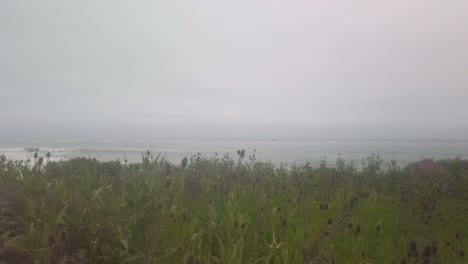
[1,139,467,168]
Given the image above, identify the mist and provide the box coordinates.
[2,0,468,142]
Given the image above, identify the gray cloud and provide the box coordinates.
[1,0,468,141]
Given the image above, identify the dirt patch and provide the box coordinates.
[0,185,27,238]
[0,245,33,264]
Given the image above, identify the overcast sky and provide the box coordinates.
[1,0,468,141]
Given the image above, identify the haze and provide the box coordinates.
[1,0,468,142]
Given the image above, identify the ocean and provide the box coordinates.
[1,139,467,168]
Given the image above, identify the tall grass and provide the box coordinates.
[0,152,466,263]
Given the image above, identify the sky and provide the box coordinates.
[1,0,468,141]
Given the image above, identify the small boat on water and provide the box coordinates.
[24,148,40,152]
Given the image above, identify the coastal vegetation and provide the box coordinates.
[0,152,467,263]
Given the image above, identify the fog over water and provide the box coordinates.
[1,139,467,168]
[1,1,468,164]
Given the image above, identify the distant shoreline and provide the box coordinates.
[1,138,467,168]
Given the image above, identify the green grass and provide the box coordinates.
[0,153,467,263]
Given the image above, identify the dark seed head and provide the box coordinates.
[355,225,361,237]
[185,254,199,264]
[327,218,333,225]
[234,220,239,228]
[58,229,68,242]
[47,234,56,247]
[409,240,418,257]
[422,245,431,259]
[431,240,438,255]
[181,157,188,168]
